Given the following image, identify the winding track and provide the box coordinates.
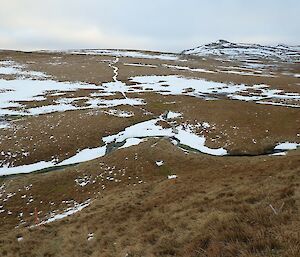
[107,57,127,99]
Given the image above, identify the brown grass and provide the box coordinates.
[0,139,299,257]
[0,50,299,257]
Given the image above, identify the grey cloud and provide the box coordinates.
[0,0,299,52]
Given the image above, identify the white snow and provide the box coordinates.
[166,111,182,119]
[59,146,107,166]
[0,146,107,176]
[156,160,164,166]
[218,69,276,78]
[124,63,158,68]
[271,152,287,156]
[0,78,99,116]
[0,61,48,78]
[1,71,299,117]
[75,176,91,187]
[17,237,23,242]
[0,78,146,116]
[0,57,147,116]
[104,109,134,118]
[168,175,177,179]
[0,161,56,176]
[27,103,80,116]
[103,116,227,156]
[37,200,91,225]
[175,128,227,156]
[0,121,10,129]
[274,142,300,151]
[86,98,145,109]
[0,66,20,75]
[103,118,171,144]
[66,49,179,61]
[87,233,94,241]
[164,64,215,74]
[256,101,300,108]
[129,75,300,105]
[120,138,144,149]
[131,75,247,96]
[202,122,210,129]
[0,114,228,176]
[182,40,300,62]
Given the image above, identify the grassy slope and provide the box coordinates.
[0,50,300,257]
[0,139,299,257]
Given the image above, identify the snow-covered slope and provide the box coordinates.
[182,40,300,62]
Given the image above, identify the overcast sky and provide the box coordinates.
[0,0,299,52]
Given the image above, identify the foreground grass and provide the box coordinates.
[0,140,299,257]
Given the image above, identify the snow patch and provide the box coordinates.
[182,40,300,62]
[0,113,227,176]
[156,160,164,167]
[37,200,91,225]
[120,138,144,149]
[130,75,300,106]
[166,111,182,119]
[104,109,134,118]
[63,49,179,61]
[274,142,300,151]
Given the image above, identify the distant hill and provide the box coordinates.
[182,39,300,62]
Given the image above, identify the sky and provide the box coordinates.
[0,0,299,52]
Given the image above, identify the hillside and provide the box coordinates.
[0,44,299,257]
[182,40,300,63]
